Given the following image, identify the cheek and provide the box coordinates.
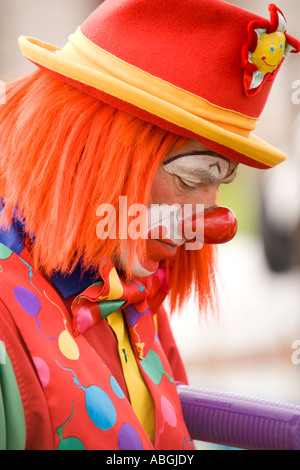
[150,170,177,204]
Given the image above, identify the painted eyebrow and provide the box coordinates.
[163,150,231,166]
[209,162,222,174]
[225,162,239,179]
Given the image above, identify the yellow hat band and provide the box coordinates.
[60,29,257,138]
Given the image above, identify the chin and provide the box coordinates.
[115,245,158,278]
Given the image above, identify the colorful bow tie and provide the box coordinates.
[71,260,171,359]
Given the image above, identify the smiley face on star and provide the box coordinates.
[251,31,286,74]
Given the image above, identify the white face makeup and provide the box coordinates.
[162,151,239,188]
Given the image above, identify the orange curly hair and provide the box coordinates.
[0,69,217,313]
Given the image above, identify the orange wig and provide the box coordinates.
[0,69,217,313]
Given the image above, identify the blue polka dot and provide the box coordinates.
[110,375,125,399]
[84,385,117,430]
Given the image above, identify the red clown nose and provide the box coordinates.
[148,206,238,246]
[190,206,238,244]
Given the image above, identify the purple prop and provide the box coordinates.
[176,384,300,450]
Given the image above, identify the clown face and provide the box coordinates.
[117,140,239,277]
[251,31,286,74]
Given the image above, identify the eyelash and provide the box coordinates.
[176,176,200,190]
[176,174,235,190]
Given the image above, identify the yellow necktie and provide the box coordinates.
[107,310,155,443]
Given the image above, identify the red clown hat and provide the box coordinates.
[18,0,300,169]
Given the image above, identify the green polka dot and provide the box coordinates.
[0,244,12,260]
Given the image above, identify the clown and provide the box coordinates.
[0,0,299,451]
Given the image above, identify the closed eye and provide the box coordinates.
[177,176,198,190]
[178,169,238,189]
[172,163,239,191]
[176,174,217,190]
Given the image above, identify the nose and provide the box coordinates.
[181,206,238,244]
